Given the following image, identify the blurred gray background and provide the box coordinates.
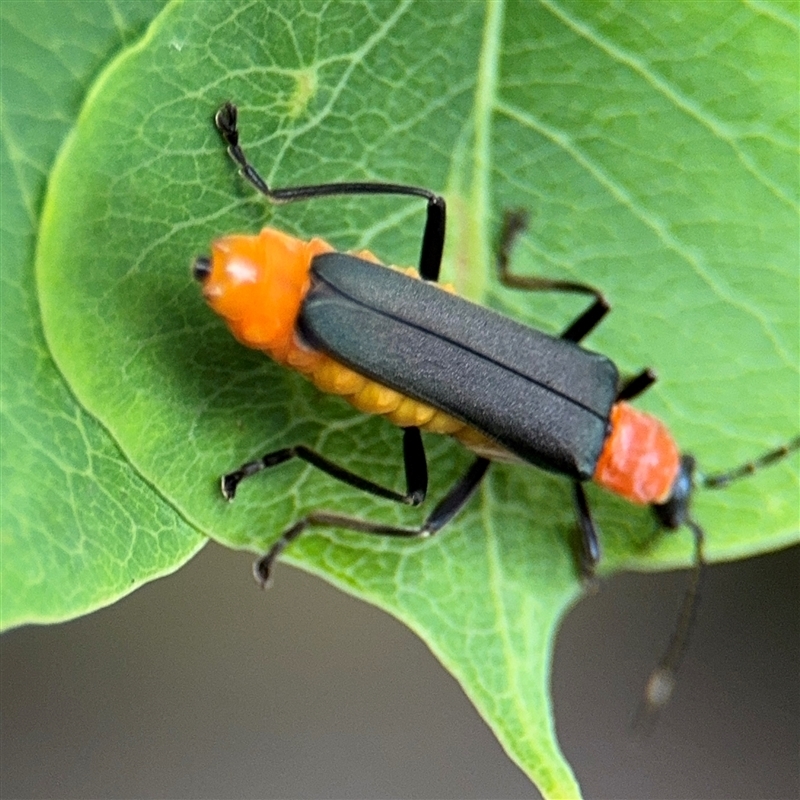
[1,541,797,799]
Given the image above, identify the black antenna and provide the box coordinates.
[635,518,705,727]
[701,436,800,489]
[637,435,799,727]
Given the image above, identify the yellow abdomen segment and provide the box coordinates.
[279,262,507,458]
[283,337,470,437]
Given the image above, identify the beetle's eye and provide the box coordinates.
[192,255,212,282]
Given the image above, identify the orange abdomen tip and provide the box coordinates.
[201,227,332,362]
[593,402,681,505]
[199,232,473,440]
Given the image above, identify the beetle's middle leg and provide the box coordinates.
[572,481,602,578]
[496,209,610,344]
[617,368,657,401]
[252,457,490,587]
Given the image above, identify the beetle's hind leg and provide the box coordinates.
[223,427,428,505]
[253,457,490,587]
[214,102,446,282]
[496,209,610,344]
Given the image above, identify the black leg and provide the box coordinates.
[572,481,601,577]
[253,457,491,587]
[222,427,428,506]
[496,209,610,344]
[215,102,447,282]
[559,300,611,344]
[617,368,657,401]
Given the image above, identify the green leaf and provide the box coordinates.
[0,0,205,631]
[23,0,800,796]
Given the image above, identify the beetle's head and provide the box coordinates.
[651,453,697,531]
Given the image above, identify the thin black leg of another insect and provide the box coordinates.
[253,457,491,587]
[215,102,446,282]
[496,209,610,344]
[222,426,428,506]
